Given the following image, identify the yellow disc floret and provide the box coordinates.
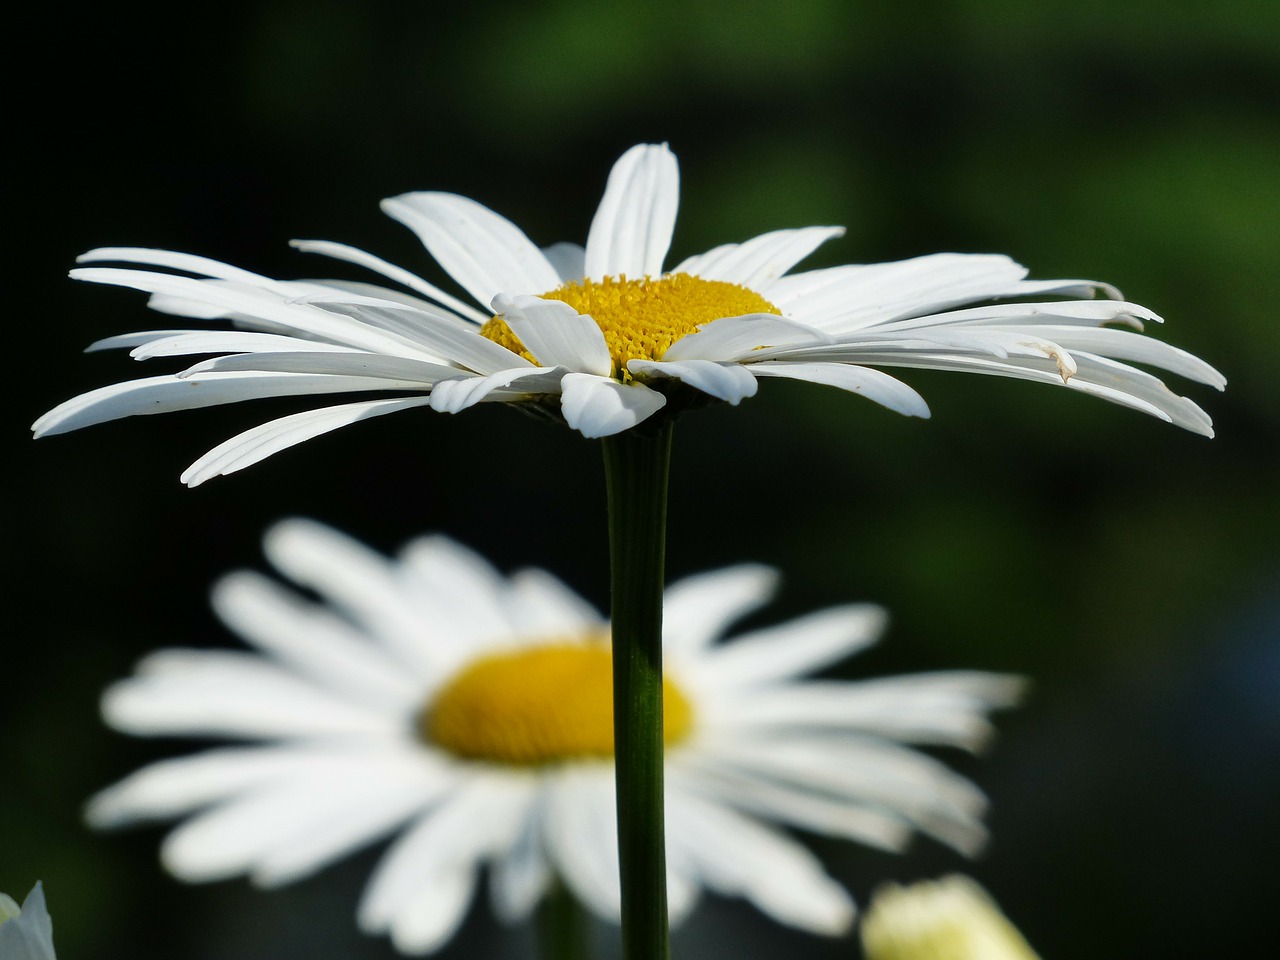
[422,640,695,766]
[479,273,782,380]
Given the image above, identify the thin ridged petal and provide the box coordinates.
[584,144,679,280]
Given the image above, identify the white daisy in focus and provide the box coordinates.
[0,883,58,960]
[87,520,1024,955]
[35,144,1222,485]
[860,874,1041,960]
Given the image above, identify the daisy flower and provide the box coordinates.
[88,520,1023,955]
[35,144,1221,485]
[860,875,1041,960]
[0,883,58,960]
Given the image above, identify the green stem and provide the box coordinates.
[602,421,674,960]
[537,879,590,960]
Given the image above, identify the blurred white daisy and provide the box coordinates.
[35,144,1221,485]
[860,875,1041,960]
[88,520,1023,955]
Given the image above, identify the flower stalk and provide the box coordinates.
[602,420,674,960]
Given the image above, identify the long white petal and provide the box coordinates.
[263,518,452,675]
[76,247,279,285]
[210,571,420,710]
[387,869,478,956]
[33,372,422,438]
[559,373,666,437]
[504,568,605,638]
[493,294,611,375]
[672,226,845,288]
[181,351,458,383]
[179,397,436,487]
[662,565,778,653]
[359,775,529,931]
[661,314,831,362]
[102,650,401,740]
[747,361,931,418]
[302,294,532,375]
[380,192,560,309]
[489,800,553,923]
[584,144,679,281]
[690,605,887,690]
[289,239,490,323]
[71,267,442,359]
[669,793,855,935]
[541,242,586,282]
[543,768,621,920]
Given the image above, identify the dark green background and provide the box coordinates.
[9,1,1278,957]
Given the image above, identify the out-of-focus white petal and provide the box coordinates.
[662,564,779,653]
[668,794,855,935]
[689,604,887,689]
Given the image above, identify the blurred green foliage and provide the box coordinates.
[8,1,1278,959]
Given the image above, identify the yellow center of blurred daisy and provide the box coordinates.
[422,641,694,765]
[479,273,782,379]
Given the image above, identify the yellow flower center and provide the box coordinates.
[479,273,782,379]
[421,641,695,766]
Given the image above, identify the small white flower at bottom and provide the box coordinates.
[0,883,58,960]
[88,520,1024,955]
[861,875,1041,960]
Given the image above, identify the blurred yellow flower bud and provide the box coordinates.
[860,875,1040,960]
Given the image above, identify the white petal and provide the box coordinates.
[86,746,346,826]
[76,246,278,285]
[380,192,560,308]
[747,361,931,418]
[717,673,1026,751]
[180,397,436,487]
[541,242,586,282]
[559,373,666,438]
[210,571,420,710]
[32,372,425,439]
[180,351,456,383]
[542,768,621,920]
[585,144,679,281]
[690,604,887,689]
[387,869,478,956]
[289,239,490,323]
[627,359,758,404]
[158,756,445,885]
[668,793,854,935]
[489,799,554,923]
[263,518,449,675]
[672,226,845,288]
[302,294,531,374]
[102,650,400,739]
[493,294,611,375]
[359,775,529,931]
[768,253,1031,330]
[662,565,778,653]
[120,331,354,361]
[71,267,441,358]
[428,366,568,414]
[661,314,831,363]
[670,762,911,851]
[504,568,605,638]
